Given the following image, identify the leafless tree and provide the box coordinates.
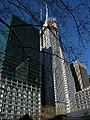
[0,0,90,62]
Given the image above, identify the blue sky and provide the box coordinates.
[0,0,90,75]
[83,42,90,75]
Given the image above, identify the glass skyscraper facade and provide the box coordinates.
[0,15,41,119]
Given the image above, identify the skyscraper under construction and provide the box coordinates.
[40,5,76,114]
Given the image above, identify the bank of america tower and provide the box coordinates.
[40,5,76,114]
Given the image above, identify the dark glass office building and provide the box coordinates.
[0,16,41,119]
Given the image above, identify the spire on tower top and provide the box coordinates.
[40,2,42,22]
[46,4,48,22]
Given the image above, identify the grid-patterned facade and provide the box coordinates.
[41,14,76,113]
[0,15,41,119]
[75,86,90,110]
[0,78,41,119]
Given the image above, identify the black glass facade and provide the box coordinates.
[0,15,41,119]
[1,15,41,85]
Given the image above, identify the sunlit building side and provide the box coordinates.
[40,6,76,114]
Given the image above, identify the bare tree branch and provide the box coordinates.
[0,18,25,61]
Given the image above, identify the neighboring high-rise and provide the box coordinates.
[40,5,76,114]
[0,15,41,119]
[70,61,89,92]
